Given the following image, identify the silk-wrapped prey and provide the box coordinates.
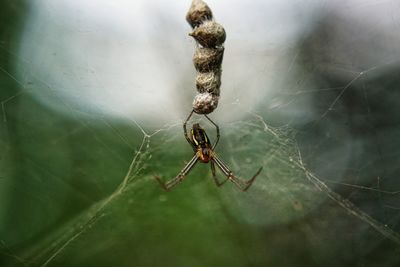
[189,21,226,48]
[192,92,219,114]
[195,70,221,95]
[193,47,224,73]
[186,0,213,28]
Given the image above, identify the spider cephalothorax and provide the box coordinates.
[154,111,262,191]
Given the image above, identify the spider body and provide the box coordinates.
[154,111,263,191]
[191,123,212,163]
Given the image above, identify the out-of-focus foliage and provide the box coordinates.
[1,1,400,267]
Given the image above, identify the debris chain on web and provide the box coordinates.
[186,0,226,114]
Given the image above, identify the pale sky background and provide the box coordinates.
[16,0,400,123]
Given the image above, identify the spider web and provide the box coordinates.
[1,0,400,266]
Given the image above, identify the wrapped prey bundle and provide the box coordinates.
[186,0,226,114]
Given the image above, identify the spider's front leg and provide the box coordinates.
[204,114,220,150]
[154,154,198,191]
[183,110,195,149]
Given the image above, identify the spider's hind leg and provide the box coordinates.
[213,156,263,192]
[211,160,228,187]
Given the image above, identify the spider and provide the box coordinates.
[154,110,263,191]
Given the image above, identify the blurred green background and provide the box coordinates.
[1,1,400,266]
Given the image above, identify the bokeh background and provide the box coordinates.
[1,0,400,266]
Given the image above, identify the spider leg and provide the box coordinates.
[183,110,195,150]
[204,114,220,150]
[154,154,198,191]
[212,155,262,191]
[210,160,229,187]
